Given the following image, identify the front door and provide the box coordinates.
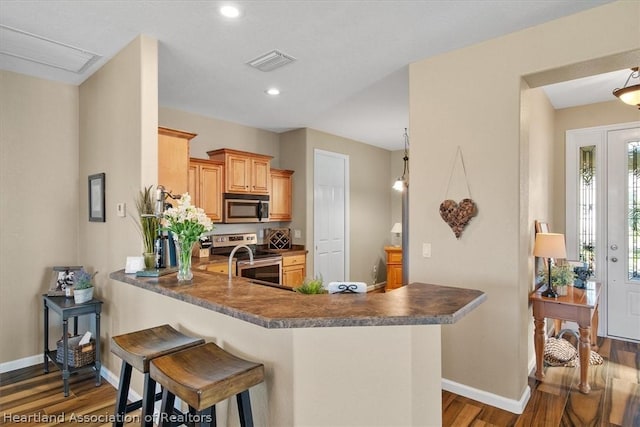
[607,127,640,341]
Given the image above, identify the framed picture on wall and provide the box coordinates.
[88,173,105,222]
[47,266,82,296]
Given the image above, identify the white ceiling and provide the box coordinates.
[0,0,622,151]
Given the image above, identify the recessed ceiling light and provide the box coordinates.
[266,88,280,96]
[220,5,240,18]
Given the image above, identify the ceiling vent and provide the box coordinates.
[246,50,296,72]
[0,25,100,73]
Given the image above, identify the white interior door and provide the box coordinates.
[607,127,640,341]
[314,149,348,284]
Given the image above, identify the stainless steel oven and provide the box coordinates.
[224,194,269,223]
[210,232,285,288]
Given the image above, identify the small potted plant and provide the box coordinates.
[294,276,326,294]
[537,263,576,296]
[74,268,97,304]
[134,186,160,269]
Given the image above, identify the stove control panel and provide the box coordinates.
[211,233,258,248]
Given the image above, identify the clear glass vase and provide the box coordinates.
[173,235,195,283]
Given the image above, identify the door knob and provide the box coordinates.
[610,244,618,250]
[611,257,618,262]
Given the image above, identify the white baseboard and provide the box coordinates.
[442,378,531,415]
[0,354,43,373]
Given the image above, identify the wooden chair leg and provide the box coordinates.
[113,360,132,427]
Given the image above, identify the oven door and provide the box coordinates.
[237,258,282,286]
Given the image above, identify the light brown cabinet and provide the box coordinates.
[207,148,272,195]
[205,260,235,276]
[384,246,403,292]
[188,158,224,222]
[282,253,306,287]
[270,168,294,221]
[158,127,197,205]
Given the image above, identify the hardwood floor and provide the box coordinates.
[443,337,640,427]
[1,337,638,426]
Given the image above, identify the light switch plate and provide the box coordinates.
[116,202,126,217]
[422,243,431,258]
[294,229,301,238]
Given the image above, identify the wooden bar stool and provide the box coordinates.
[149,342,265,427]
[110,324,204,427]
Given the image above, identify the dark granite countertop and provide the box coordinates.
[109,269,486,329]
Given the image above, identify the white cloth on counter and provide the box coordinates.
[327,282,368,294]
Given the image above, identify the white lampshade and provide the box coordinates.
[392,178,405,191]
[533,233,567,259]
[391,223,402,234]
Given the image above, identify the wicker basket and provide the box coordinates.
[56,335,95,368]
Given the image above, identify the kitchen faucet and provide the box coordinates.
[228,244,254,279]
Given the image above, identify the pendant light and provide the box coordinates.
[613,67,640,109]
[393,128,409,192]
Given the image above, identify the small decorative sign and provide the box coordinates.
[48,266,82,296]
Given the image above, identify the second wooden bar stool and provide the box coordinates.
[110,324,204,427]
[150,342,265,427]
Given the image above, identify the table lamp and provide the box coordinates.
[533,232,567,298]
[391,222,402,246]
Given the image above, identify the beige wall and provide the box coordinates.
[304,128,392,283]
[159,107,280,165]
[409,0,640,402]
[0,71,79,363]
[279,128,307,245]
[78,34,158,373]
[553,100,640,233]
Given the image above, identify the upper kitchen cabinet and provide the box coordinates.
[207,148,272,195]
[270,168,294,222]
[188,158,224,222]
[158,127,197,204]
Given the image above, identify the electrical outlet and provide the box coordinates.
[294,229,301,238]
[116,202,126,217]
[422,243,431,258]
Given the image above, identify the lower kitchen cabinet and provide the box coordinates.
[205,260,235,276]
[282,253,306,287]
[188,158,224,222]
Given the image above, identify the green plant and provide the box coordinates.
[74,268,97,290]
[294,276,326,294]
[537,263,576,287]
[134,186,160,254]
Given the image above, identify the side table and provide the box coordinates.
[529,282,600,394]
[42,295,103,396]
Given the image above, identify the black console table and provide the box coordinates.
[42,295,103,396]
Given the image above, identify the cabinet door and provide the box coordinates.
[251,158,270,194]
[206,263,229,275]
[270,169,293,221]
[200,164,223,222]
[158,127,195,205]
[227,154,250,193]
[283,265,305,287]
[188,163,198,201]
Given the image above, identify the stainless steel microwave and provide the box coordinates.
[223,193,269,223]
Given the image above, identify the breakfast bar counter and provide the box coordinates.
[109,269,485,328]
[108,270,486,426]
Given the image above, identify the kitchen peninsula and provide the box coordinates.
[110,270,485,426]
